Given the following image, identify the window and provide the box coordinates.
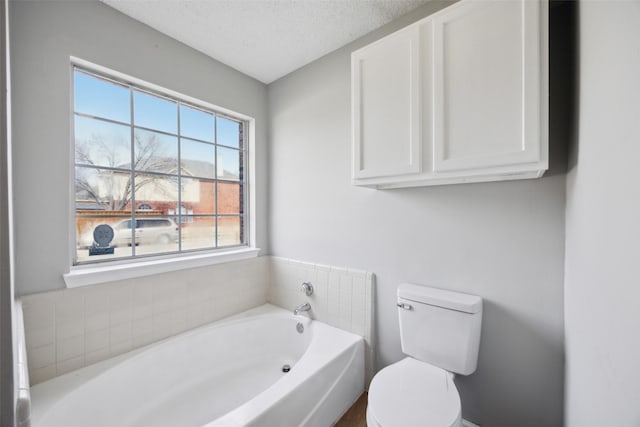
[73,67,247,265]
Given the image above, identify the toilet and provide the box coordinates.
[367,283,483,427]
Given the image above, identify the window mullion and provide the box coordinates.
[214,116,219,249]
[177,103,182,252]
[129,85,136,256]
[240,121,246,245]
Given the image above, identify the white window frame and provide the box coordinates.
[64,57,258,288]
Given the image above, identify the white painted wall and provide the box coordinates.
[1,0,16,423]
[564,2,640,425]
[268,2,566,426]
[9,0,269,296]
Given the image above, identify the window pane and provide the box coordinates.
[217,182,241,215]
[217,147,241,180]
[75,215,133,263]
[181,138,215,179]
[75,167,134,212]
[111,217,134,248]
[75,116,130,168]
[73,67,248,265]
[134,129,178,173]
[134,90,177,134]
[217,117,241,148]
[131,216,179,256]
[180,105,214,142]
[134,173,179,208]
[182,178,215,215]
[218,216,242,246]
[74,71,130,123]
[182,216,216,251]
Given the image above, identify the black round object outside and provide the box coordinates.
[93,224,114,247]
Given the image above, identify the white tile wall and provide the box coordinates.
[20,256,269,385]
[268,257,375,385]
[20,255,375,386]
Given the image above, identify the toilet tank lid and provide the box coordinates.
[398,283,482,314]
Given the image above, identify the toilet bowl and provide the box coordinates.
[366,358,462,427]
[367,283,482,427]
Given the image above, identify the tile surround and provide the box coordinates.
[268,257,375,385]
[21,257,269,384]
[20,255,375,386]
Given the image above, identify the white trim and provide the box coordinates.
[64,247,260,288]
[14,302,30,427]
[247,118,257,251]
[462,419,480,427]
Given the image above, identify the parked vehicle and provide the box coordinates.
[112,218,179,246]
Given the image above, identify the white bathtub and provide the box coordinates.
[29,304,365,427]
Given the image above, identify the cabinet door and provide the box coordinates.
[432,0,543,172]
[352,26,421,179]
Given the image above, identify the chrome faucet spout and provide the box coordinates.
[293,302,311,316]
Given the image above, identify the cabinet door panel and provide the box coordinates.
[352,26,421,179]
[433,0,541,172]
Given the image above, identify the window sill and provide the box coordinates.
[63,247,260,288]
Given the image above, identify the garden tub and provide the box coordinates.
[29,304,365,427]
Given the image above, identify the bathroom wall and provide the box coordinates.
[268,2,566,426]
[9,0,269,296]
[564,2,640,425]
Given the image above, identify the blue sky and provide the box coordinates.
[74,70,241,178]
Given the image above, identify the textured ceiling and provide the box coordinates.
[100,0,430,84]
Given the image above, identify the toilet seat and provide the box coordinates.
[367,357,462,427]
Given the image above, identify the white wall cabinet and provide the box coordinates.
[351,0,548,189]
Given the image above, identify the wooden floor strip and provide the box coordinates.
[334,392,368,427]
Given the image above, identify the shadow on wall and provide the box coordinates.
[548,0,577,176]
[456,300,565,426]
[457,4,577,426]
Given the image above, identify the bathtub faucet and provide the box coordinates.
[294,302,311,316]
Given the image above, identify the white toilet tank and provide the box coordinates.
[397,283,482,375]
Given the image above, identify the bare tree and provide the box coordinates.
[75,131,175,210]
